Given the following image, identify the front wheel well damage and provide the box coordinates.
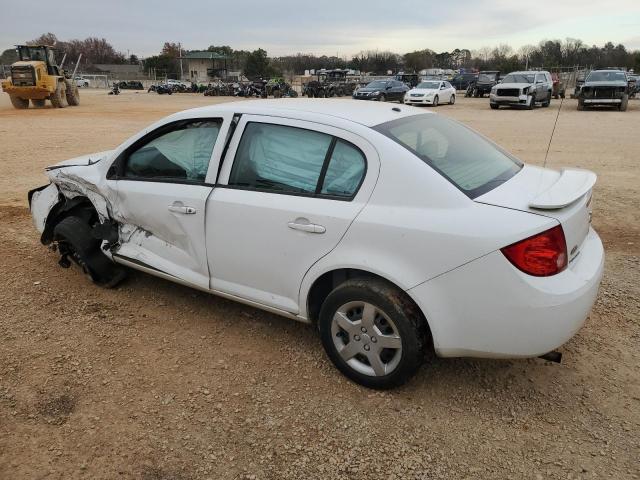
[41,195,117,245]
[306,268,433,349]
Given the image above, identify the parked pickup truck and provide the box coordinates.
[577,70,629,111]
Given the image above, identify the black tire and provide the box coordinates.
[432,95,439,107]
[490,102,499,109]
[10,96,29,109]
[378,94,386,102]
[619,94,628,112]
[273,89,281,99]
[319,279,429,389]
[65,80,80,106]
[50,81,66,108]
[527,95,536,110]
[53,216,126,288]
[31,99,46,108]
[449,94,455,105]
[577,99,585,111]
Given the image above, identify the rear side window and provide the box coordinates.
[228,123,366,198]
[375,114,521,198]
[229,123,331,194]
[321,140,366,197]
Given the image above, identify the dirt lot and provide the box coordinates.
[1,89,638,480]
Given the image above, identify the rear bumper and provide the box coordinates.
[409,227,604,358]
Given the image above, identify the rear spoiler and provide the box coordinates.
[529,168,597,210]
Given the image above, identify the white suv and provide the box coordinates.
[29,100,603,388]
[490,71,553,109]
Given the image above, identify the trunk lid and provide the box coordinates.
[476,165,595,264]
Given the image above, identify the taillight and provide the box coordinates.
[501,225,567,277]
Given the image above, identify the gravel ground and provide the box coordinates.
[0,89,638,480]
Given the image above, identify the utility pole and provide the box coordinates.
[179,42,184,81]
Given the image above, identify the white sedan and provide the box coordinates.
[404,80,456,106]
[29,100,603,389]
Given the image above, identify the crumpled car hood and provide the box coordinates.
[47,150,113,170]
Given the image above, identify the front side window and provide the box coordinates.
[229,122,367,199]
[375,114,521,198]
[124,120,220,181]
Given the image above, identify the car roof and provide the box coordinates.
[187,99,429,127]
[507,71,545,75]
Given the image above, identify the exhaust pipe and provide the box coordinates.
[539,351,562,363]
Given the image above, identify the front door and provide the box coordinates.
[109,117,226,289]
[207,115,379,313]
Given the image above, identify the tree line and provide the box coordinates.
[2,34,639,80]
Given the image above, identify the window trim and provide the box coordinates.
[106,117,223,184]
[225,121,368,201]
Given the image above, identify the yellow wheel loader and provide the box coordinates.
[1,45,80,109]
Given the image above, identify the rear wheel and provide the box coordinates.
[31,98,46,108]
[449,94,455,105]
[50,81,67,108]
[10,96,29,109]
[319,279,428,389]
[53,216,126,288]
[65,80,80,106]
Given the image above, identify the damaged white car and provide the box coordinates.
[29,99,604,389]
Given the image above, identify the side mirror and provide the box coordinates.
[386,85,393,90]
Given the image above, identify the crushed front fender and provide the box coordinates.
[29,183,61,234]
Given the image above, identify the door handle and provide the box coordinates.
[288,218,326,234]
[168,205,197,214]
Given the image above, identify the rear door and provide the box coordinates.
[207,115,380,313]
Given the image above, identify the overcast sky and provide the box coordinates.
[1,0,639,57]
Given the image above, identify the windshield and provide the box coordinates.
[501,73,535,83]
[374,114,522,198]
[17,46,48,62]
[586,71,627,82]
[367,81,388,89]
[478,73,497,82]
[417,81,440,89]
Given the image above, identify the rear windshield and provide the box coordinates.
[374,114,522,198]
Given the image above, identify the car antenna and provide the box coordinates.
[542,93,564,170]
